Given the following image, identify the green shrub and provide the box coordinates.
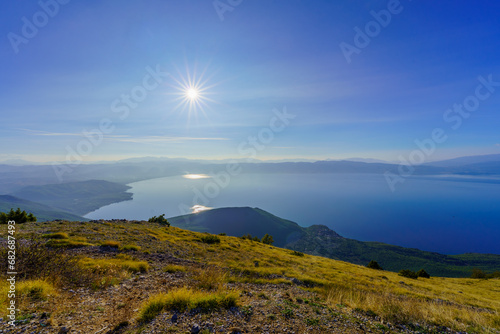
[416,269,430,278]
[470,268,487,279]
[200,235,221,244]
[367,260,383,270]
[261,234,274,245]
[148,214,170,226]
[291,250,305,257]
[0,238,93,286]
[398,269,418,279]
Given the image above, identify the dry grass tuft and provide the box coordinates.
[138,287,238,323]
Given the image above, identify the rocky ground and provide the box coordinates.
[0,246,471,334]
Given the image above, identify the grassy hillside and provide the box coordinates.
[11,179,132,215]
[0,195,86,222]
[1,219,498,333]
[170,207,500,278]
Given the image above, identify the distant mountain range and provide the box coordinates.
[1,154,500,194]
[169,207,500,278]
[426,154,500,167]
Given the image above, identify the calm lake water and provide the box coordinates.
[85,173,500,255]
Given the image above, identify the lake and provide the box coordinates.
[85,173,500,255]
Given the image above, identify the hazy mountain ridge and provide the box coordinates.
[169,207,500,278]
[2,154,500,194]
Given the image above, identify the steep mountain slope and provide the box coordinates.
[169,207,500,277]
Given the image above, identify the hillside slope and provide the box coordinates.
[11,180,132,215]
[169,207,500,277]
[1,219,498,333]
[170,207,305,247]
[0,195,86,222]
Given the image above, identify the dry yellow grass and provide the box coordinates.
[12,220,500,332]
[138,287,239,323]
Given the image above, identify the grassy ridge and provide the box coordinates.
[170,207,500,278]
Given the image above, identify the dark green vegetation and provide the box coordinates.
[367,260,383,270]
[10,180,132,216]
[0,208,36,224]
[169,207,500,278]
[148,214,170,226]
[470,268,500,279]
[399,269,419,279]
[200,234,221,244]
[398,269,430,279]
[0,195,85,222]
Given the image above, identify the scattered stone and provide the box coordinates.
[58,327,69,334]
[190,323,201,333]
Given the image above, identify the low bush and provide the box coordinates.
[148,214,170,226]
[0,238,93,287]
[416,269,430,278]
[367,260,383,270]
[291,250,305,257]
[398,269,418,279]
[261,234,274,245]
[200,235,221,244]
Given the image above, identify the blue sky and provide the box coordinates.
[1,0,500,163]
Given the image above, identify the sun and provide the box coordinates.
[168,62,218,125]
[186,87,199,100]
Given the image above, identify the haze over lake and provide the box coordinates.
[86,173,500,255]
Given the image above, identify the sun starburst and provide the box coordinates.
[168,62,217,125]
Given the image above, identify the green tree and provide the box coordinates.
[366,260,383,270]
[470,268,487,279]
[0,208,37,224]
[261,234,274,245]
[148,214,170,226]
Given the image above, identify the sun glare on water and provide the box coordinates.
[191,205,212,213]
[183,174,210,179]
